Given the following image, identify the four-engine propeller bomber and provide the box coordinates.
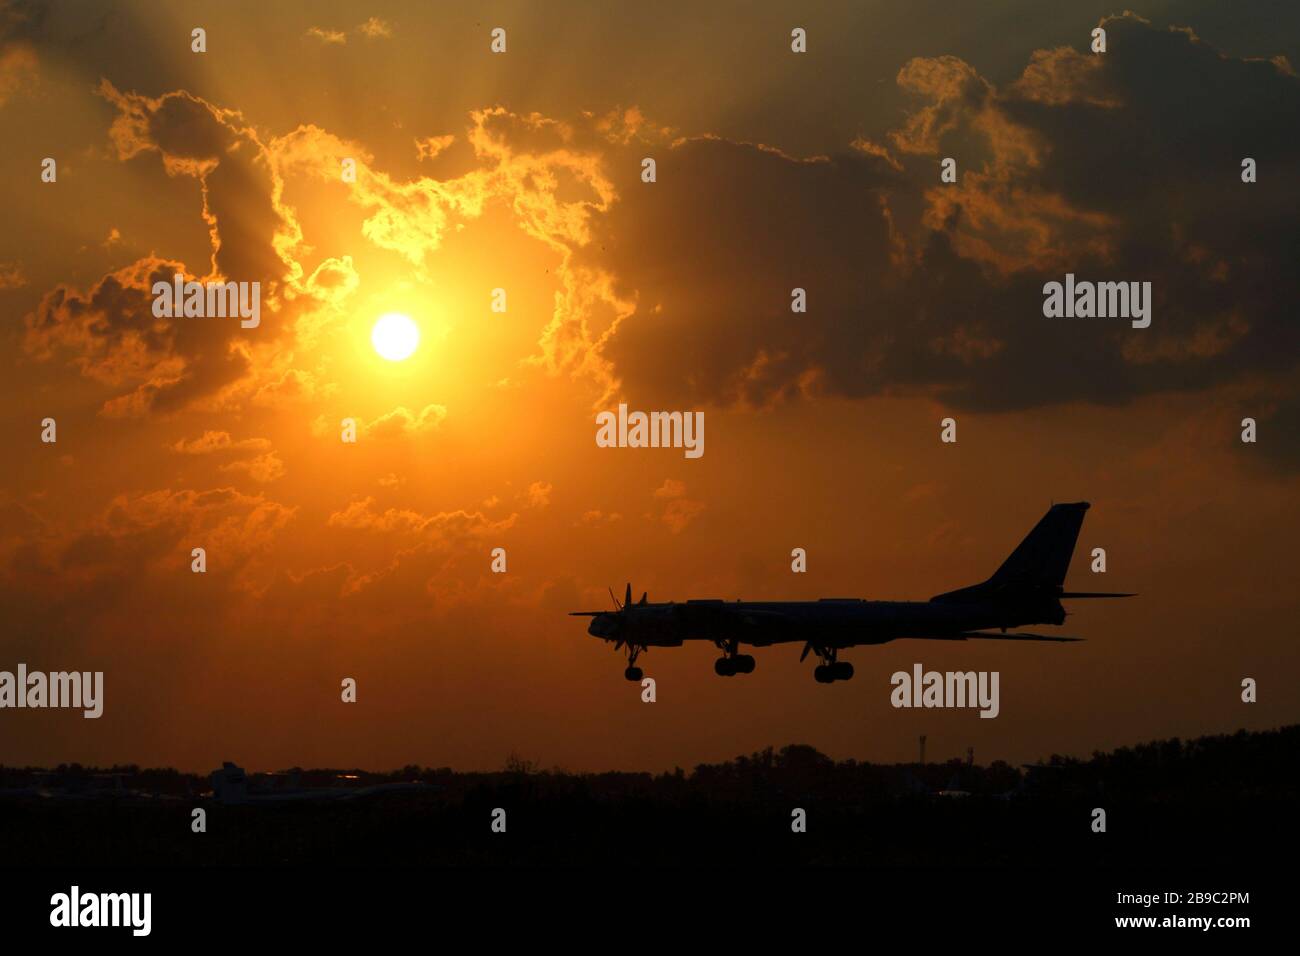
[571,502,1133,683]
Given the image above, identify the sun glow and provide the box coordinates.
[371,312,420,361]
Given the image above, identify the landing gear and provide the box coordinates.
[808,646,854,683]
[713,638,756,677]
[714,654,755,677]
[620,644,646,681]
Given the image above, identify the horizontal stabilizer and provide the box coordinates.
[963,631,1083,642]
[901,631,1084,643]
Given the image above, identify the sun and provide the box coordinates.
[371,312,420,361]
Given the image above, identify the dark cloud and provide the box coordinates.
[22,256,254,417]
[19,80,348,417]
[98,80,297,286]
[581,138,904,407]
[569,14,1300,442]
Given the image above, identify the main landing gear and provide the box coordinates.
[803,643,854,683]
[813,661,854,683]
[713,638,755,677]
[714,655,755,677]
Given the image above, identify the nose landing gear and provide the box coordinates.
[621,644,646,681]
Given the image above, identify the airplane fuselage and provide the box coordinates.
[587,596,1061,649]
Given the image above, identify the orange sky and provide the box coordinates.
[1,1,1298,773]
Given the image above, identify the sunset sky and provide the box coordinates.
[1,0,1297,774]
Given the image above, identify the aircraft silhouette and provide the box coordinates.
[571,502,1132,683]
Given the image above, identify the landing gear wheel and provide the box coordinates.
[734,654,756,674]
[624,666,644,682]
[831,661,854,681]
[714,657,736,677]
[814,664,834,683]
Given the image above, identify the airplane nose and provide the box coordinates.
[588,616,616,638]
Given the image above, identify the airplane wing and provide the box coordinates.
[901,631,1083,643]
[691,607,793,625]
[671,603,798,634]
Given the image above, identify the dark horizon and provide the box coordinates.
[3,719,1292,782]
[5,724,1296,871]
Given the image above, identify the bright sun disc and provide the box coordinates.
[371,312,420,361]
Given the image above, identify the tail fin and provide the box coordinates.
[988,501,1089,589]
[932,502,1090,603]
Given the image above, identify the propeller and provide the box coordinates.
[578,583,653,658]
[607,582,636,648]
[607,583,645,611]
[573,584,646,618]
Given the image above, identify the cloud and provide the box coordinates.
[170,431,271,455]
[0,39,37,106]
[99,487,294,559]
[327,498,518,546]
[357,403,448,439]
[523,13,1300,447]
[220,452,285,483]
[21,80,336,417]
[96,79,302,287]
[415,134,454,161]
[0,261,26,288]
[578,509,621,526]
[565,134,903,408]
[270,121,489,268]
[167,431,283,483]
[18,16,1298,470]
[0,486,296,599]
[525,481,553,508]
[23,256,256,417]
[653,478,687,499]
[652,480,704,533]
[304,17,391,46]
[357,17,393,40]
[305,27,346,45]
